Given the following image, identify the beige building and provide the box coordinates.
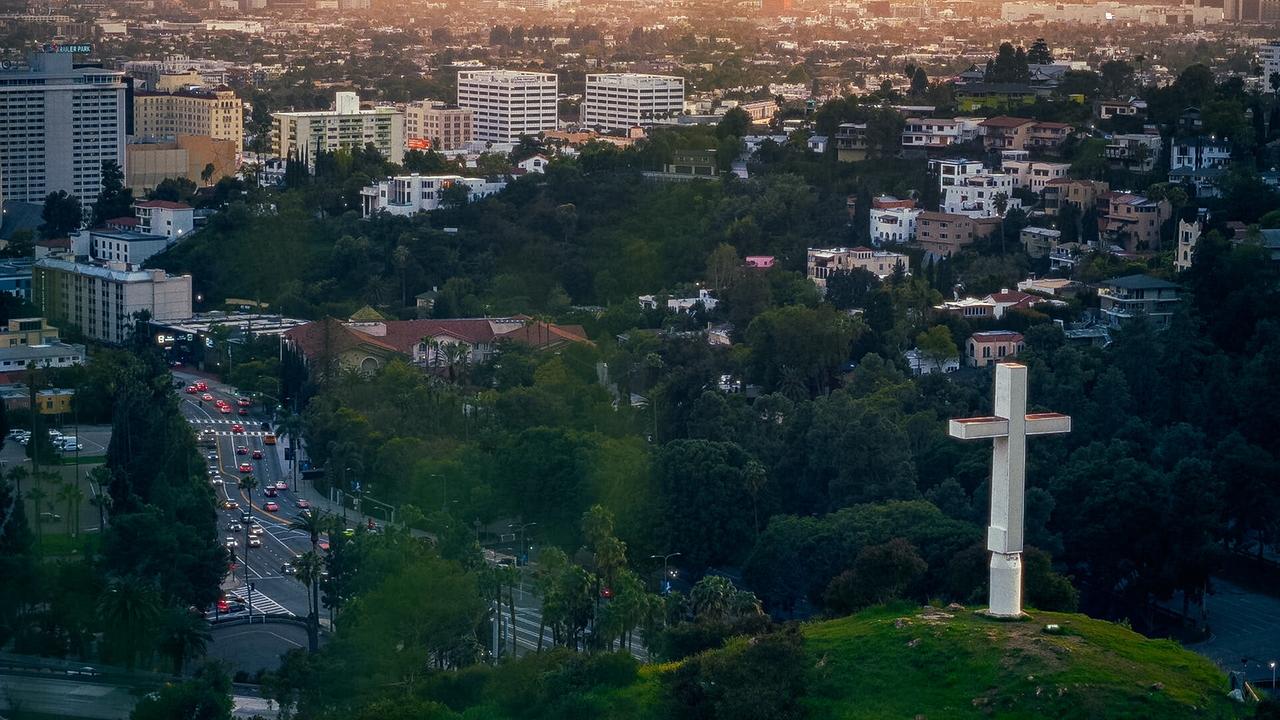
[133,87,243,151]
[806,246,910,286]
[966,331,1024,367]
[273,92,404,168]
[126,135,239,193]
[0,317,60,348]
[1020,226,1061,258]
[1099,192,1171,253]
[32,259,193,345]
[1175,217,1202,272]
[405,100,473,151]
[916,211,1000,257]
[1041,178,1109,217]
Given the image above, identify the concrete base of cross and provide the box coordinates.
[986,552,1024,619]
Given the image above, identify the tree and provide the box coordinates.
[295,550,324,652]
[1027,38,1053,65]
[993,192,1010,253]
[824,537,928,613]
[39,190,82,239]
[1099,60,1136,99]
[201,162,216,187]
[705,243,740,294]
[158,607,212,675]
[151,177,197,203]
[91,160,135,227]
[130,663,233,720]
[824,268,880,310]
[909,67,928,96]
[717,106,752,139]
[916,325,958,372]
[98,578,162,669]
[654,440,760,569]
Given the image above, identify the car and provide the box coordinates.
[249,525,265,536]
[195,381,208,391]
[264,501,279,512]
[263,433,277,445]
[235,446,248,455]
[239,408,249,416]
[252,449,263,459]
[185,385,198,394]
[228,522,243,532]
[263,487,277,497]
[237,398,252,407]
[342,527,355,538]
[238,463,252,473]
[222,500,239,510]
[275,481,288,490]
[219,405,232,414]
[317,539,330,552]
[281,563,296,575]
[240,512,252,523]
[224,537,238,547]
[201,393,214,401]
[248,536,262,548]
[207,451,218,460]
[296,499,311,509]
[231,424,244,433]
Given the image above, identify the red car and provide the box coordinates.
[185,385,198,394]
[251,449,263,459]
[195,381,208,391]
[219,405,232,414]
[296,499,311,509]
[275,481,287,490]
[237,398,252,407]
[238,408,249,416]
[201,393,214,402]
[235,446,248,455]
[238,463,252,473]
[231,424,244,434]
[264,501,279,512]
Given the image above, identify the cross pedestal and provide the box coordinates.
[948,363,1070,618]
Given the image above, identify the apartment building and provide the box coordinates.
[132,86,243,151]
[1169,136,1232,198]
[581,73,685,130]
[1020,226,1061,258]
[0,317,60,347]
[929,158,986,191]
[916,211,1000,257]
[360,175,507,217]
[0,51,126,203]
[835,123,869,162]
[941,173,1019,217]
[405,100,473,151]
[1098,274,1181,329]
[32,259,193,345]
[979,116,1072,152]
[1099,192,1172,253]
[456,70,558,143]
[901,117,983,151]
[1000,151,1070,193]
[272,92,404,168]
[1105,132,1163,173]
[133,200,194,240]
[1041,178,1109,216]
[806,247,910,286]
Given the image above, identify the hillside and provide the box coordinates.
[610,605,1245,720]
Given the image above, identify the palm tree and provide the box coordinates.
[295,551,324,652]
[274,412,305,489]
[6,466,28,498]
[97,579,161,669]
[690,575,736,624]
[992,192,1010,254]
[290,508,328,553]
[26,486,48,547]
[157,607,211,675]
[238,475,259,586]
[56,482,83,537]
[87,466,112,531]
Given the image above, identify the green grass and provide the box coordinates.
[36,531,100,557]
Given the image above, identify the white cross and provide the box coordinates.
[948,362,1070,618]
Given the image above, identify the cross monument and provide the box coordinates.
[948,363,1070,618]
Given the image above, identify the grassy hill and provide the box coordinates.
[611,604,1245,720]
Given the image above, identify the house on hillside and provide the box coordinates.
[1097,275,1181,329]
[966,330,1024,367]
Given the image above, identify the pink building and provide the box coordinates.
[745,256,776,269]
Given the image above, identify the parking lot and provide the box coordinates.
[3,424,113,538]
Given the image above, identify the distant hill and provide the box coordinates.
[615,604,1245,720]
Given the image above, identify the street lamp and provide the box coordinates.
[1271,661,1276,689]
[649,552,682,594]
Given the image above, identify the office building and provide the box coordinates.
[132,86,243,151]
[0,51,126,204]
[581,74,685,130]
[405,100,473,151]
[32,258,193,345]
[272,92,404,168]
[457,70,559,143]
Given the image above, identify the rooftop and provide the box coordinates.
[1103,274,1180,291]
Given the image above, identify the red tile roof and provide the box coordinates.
[282,318,399,360]
[980,115,1035,128]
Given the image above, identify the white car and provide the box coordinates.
[248,536,262,548]
[249,525,265,536]
[224,537,238,547]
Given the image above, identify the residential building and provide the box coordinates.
[1264,42,1280,92]
[900,117,982,151]
[404,100,473,151]
[456,70,558,143]
[916,211,1000,257]
[516,155,549,174]
[272,92,405,168]
[0,342,85,372]
[0,51,127,203]
[941,173,1019,218]
[133,200,194,240]
[1026,121,1073,151]
[929,158,986,191]
[32,259,193,344]
[83,229,170,268]
[955,83,1037,112]
[1169,136,1232,198]
[638,289,718,313]
[1105,132,1163,173]
[36,388,75,415]
[905,347,960,375]
[132,86,243,152]
[1175,215,1204,272]
[0,260,35,300]
[978,116,1035,151]
[1017,277,1084,297]
[1049,242,1085,271]
[359,175,507,217]
[1098,274,1181,329]
[870,196,921,245]
[745,256,775,269]
[1000,151,1070,193]
[0,317,60,347]
[1095,97,1147,120]
[1020,226,1061,258]
[806,247,910,286]
[835,123,869,162]
[733,100,778,123]
[966,330,1025,367]
[644,149,718,181]
[985,289,1049,318]
[125,135,239,193]
[582,74,685,130]
[935,297,995,319]
[1042,178,1109,216]
[1099,192,1171,253]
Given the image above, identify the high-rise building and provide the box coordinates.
[581,74,685,131]
[0,51,126,204]
[405,101,473,151]
[456,70,559,143]
[1261,41,1280,85]
[133,86,243,151]
[272,91,404,168]
[32,259,192,345]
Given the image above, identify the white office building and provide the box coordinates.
[272,91,404,168]
[0,51,127,204]
[32,259,193,345]
[581,73,685,130]
[360,175,507,217]
[456,70,559,143]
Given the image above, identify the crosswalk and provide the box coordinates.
[189,418,273,437]
[226,584,294,617]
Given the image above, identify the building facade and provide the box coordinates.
[916,211,1000,257]
[1098,275,1181,329]
[456,70,558,143]
[966,331,1025,367]
[806,247,910,286]
[901,117,982,151]
[125,135,239,193]
[272,92,405,168]
[32,259,193,345]
[132,87,243,151]
[1099,192,1171,253]
[929,158,986,191]
[871,206,922,245]
[582,74,685,130]
[941,173,1019,217]
[404,100,473,151]
[0,52,126,203]
[0,317,60,347]
[360,175,507,217]
[133,200,194,239]
[1000,151,1070,193]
